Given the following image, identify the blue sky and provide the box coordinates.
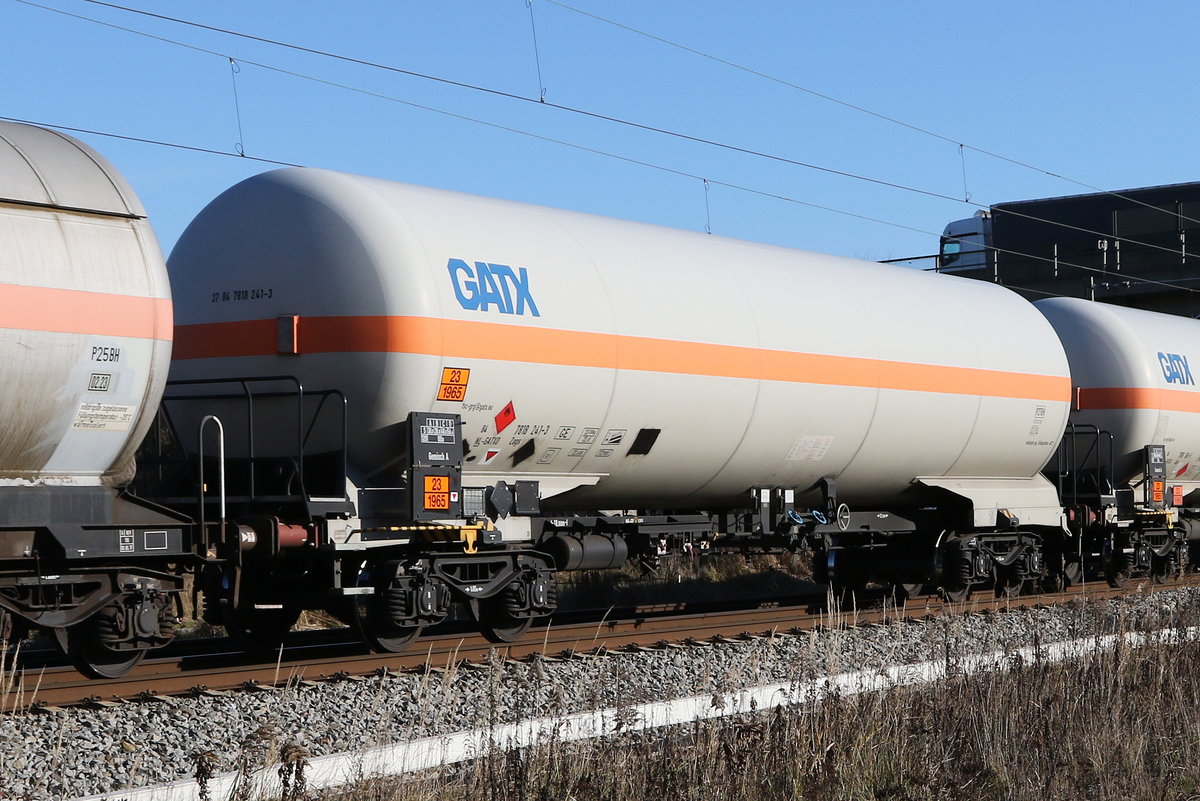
[5,1,1198,263]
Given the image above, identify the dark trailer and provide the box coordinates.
[937,181,1200,316]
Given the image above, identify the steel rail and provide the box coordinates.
[5,575,1196,713]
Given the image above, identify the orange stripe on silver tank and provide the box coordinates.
[174,315,1070,402]
[1076,386,1200,413]
[0,283,173,340]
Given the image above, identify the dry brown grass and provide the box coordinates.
[558,551,818,609]
[309,602,1200,801]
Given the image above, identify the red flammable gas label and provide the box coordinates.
[494,401,516,434]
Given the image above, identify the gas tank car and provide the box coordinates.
[0,122,173,483]
[168,168,1072,518]
[0,122,184,679]
[1038,297,1200,502]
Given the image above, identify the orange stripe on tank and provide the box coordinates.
[0,283,172,340]
[1076,386,1200,413]
[174,315,1070,402]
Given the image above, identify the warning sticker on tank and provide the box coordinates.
[482,449,501,464]
[785,435,834,462]
[71,402,135,432]
[436,367,471,402]
[495,402,516,434]
[577,428,599,444]
[602,429,626,446]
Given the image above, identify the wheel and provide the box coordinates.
[350,560,423,653]
[940,540,974,602]
[1065,559,1083,585]
[1151,553,1178,584]
[995,568,1026,598]
[351,593,423,653]
[0,610,28,648]
[941,583,972,602]
[1104,550,1136,588]
[1042,558,1082,593]
[221,606,301,654]
[826,578,868,612]
[480,599,534,643]
[54,621,148,679]
[200,564,301,654]
[889,583,925,603]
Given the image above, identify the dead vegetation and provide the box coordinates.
[318,630,1200,800]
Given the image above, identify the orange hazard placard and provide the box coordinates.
[423,474,451,510]
[436,367,470,402]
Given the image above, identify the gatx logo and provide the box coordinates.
[1158,351,1195,385]
[447,258,540,317]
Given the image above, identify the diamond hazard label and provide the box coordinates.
[494,401,516,434]
[482,449,501,464]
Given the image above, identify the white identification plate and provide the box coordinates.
[71,402,136,432]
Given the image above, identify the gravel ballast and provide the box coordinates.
[3,587,1199,800]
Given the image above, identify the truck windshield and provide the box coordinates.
[939,238,961,267]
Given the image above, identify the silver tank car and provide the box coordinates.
[1037,297,1200,499]
[168,168,1071,519]
[0,123,185,680]
[0,122,173,485]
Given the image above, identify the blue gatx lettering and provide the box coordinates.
[1158,352,1195,385]
[447,259,540,317]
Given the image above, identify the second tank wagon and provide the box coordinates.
[168,168,1073,523]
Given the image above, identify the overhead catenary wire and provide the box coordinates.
[37,0,1200,270]
[525,0,548,102]
[228,57,246,156]
[23,0,971,204]
[702,178,712,234]
[22,0,1200,271]
[0,114,300,167]
[541,0,1200,230]
[10,1,1200,296]
[5,108,1189,303]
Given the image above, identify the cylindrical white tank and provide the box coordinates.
[0,123,173,484]
[1036,297,1200,493]
[169,168,1070,510]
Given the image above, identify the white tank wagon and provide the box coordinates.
[1037,297,1200,583]
[168,168,1071,518]
[0,122,186,678]
[162,167,1081,621]
[0,123,173,483]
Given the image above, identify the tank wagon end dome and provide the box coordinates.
[1036,296,1200,491]
[0,122,146,217]
[0,122,171,485]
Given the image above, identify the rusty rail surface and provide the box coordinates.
[3,575,1193,713]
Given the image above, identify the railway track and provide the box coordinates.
[4,575,1193,713]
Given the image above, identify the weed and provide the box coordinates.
[309,593,1200,801]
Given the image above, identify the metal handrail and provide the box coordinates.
[164,375,348,504]
[198,415,227,531]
